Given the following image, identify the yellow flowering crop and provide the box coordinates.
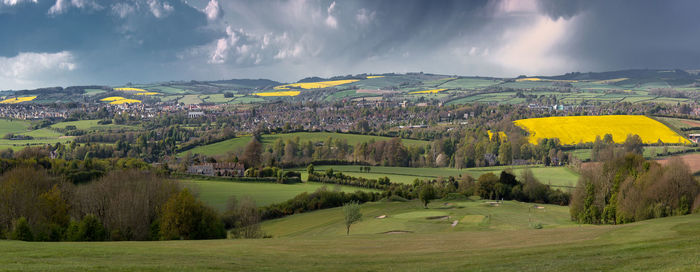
[514,115,691,145]
[114,87,148,92]
[410,88,447,94]
[273,79,360,90]
[100,96,126,101]
[134,92,159,95]
[109,99,141,104]
[516,77,542,82]
[253,91,301,97]
[0,96,37,104]
[367,76,384,79]
[101,96,141,104]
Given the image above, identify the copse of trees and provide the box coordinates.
[0,166,225,241]
[571,153,700,224]
[308,168,391,189]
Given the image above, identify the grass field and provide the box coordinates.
[262,199,575,237]
[178,132,430,157]
[51,119,139,131]
[179,95,203,105]
[0,119,30,136]
[296,165,580,188]
[0,206,697,271]
[180,179,379,210]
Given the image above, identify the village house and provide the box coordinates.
[187,162,245,177]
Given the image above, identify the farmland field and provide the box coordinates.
[0,119,30,136]
[295,165,579,188]
[178,132,430,157]
[0,207,697,271]
[51,120,140,131]
[180,179,378,210]
[514,115,691,145]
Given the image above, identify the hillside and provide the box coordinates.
[0,209,696,271]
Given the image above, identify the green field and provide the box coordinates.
[179,95,203,105]
[297,165,580,188]
[262,199,574,237]
[180,179,378,210]
[51,120,140,132]
[178,132,430,157]
[0,119,30,136]
[570,146,697,161]
[0,205,697,271]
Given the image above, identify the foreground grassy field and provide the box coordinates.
[178,132,430,157]
[180,179,378,210]
[296,165,580,188]
[0,210,697,271]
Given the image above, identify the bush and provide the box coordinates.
[75,215,107,241]
[10,217,33,241]
[159,189,225,240]
[386,195,409,202]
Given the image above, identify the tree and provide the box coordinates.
[242,137,263,167]
[159,189,225,240]
[419,184,436,208]
[342,201,362,235]
[10,217,33,241]
[307,164,315,175]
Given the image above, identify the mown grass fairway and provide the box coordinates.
[0,212,697,271]
[297,165,580,188]
[178,132,430,157]
[262,200,575,237]
[180,179,378,210]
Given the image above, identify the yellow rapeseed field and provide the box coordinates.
[273,79,359,90]
[109,99,141,104]
[410,88,447,94]
[100,96,126,101]
[100,96,141,104]
[367,76,384,79]
[114,87,148,92]
[513,115,691,145]
[253,91,301,97]
[134,92,159,96]
[516,77,542,82]
[0,96,37,104]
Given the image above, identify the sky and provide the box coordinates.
[1,0,700,90]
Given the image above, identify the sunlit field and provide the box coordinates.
[514,115,691,145]
[409,88,447,94]
[0,96,37,104]
[273,79,360,90]
[114,87,148,92]
[253,91,301,97]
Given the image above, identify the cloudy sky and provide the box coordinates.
[1,0,700,90]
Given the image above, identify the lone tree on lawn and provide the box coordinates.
[419,184,436,208]
[342,201,362,235]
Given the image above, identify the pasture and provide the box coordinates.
[514,115,691,145]
[296,165,580,188]
[0,208,697,271]
[178,132,430,157]
[51,119,140,131]
[180,179,378,210]
[0,119,30,136]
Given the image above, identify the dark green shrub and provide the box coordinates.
[10,217,33,241]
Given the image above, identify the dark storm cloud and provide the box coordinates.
[0,0,218,57]
[555,0,700,71]
[2,0,700,90]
